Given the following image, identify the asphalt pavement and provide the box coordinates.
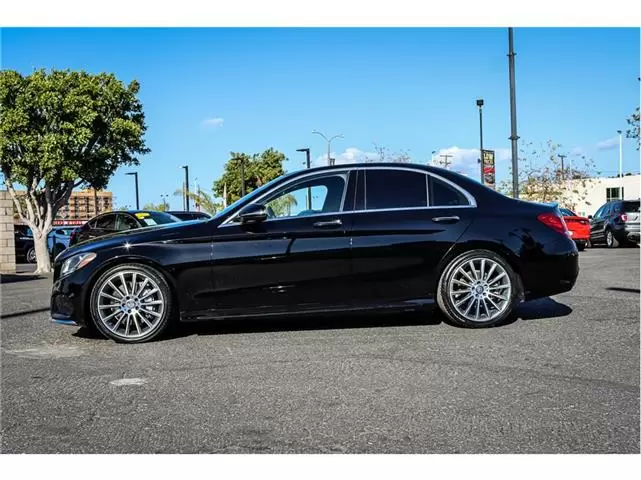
[1,249,639,453]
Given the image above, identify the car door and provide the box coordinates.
[348,167,476,307]
[590,204,608,242]
[210,169,355,316]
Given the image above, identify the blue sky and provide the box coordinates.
[1,27,639,209]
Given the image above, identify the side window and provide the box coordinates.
[593,205,605,219]
[365,169,427,210]
[116,214,140,231]
[263,173,347,219]
[602,204,612,218]
[428,176,470,207]
[95,214,116,231]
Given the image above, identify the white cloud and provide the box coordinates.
[596,137,618,150]
[313,147,379,167]
[570,147,586,156]
[430,146,511,178]
[201,117,224,129]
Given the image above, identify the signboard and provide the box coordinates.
[53,219,86,226]
[482,149,496,189]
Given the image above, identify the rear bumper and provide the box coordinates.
[521,238,579,300]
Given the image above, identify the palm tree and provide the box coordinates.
[173,187,223,214]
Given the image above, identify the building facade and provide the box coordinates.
[565,175,640,217]
[13,189,113,226]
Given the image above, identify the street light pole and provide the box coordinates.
[126,172,139,210]
[296,148,312,209]
[558,154,566,180]
[476,99,484,184]
[239,158,246,197]
[508,27,520,199]
[181,165,190,211]
[617,130,623,181]
[312,130,343,166]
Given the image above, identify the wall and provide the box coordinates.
[566,175,640,217]
[0,190,16,274]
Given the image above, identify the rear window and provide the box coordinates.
[365,169,427,210]
[134,211,180,227]
[429,176,470,207]
[622,201,640,213]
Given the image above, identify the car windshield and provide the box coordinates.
[559,208,576,216]
[133,211,180,227]
[214,173,293,218]
[622,201,640,213]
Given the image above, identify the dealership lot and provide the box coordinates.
[1,248,639,453]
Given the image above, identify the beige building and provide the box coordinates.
[565,174,640,217]
[13,189,113,225]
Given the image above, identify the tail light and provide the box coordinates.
[538,212,570,237]
[621,214,628,222]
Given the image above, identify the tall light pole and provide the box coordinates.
[508,27,520,199]
[431,150,437,165]
[161,194,169,209]
[617,130,623,182]
[125,172,139,210]
[558,154,566,180]
[296,148,312,210]
[181,165,190,211]
[312,130,343,166]
[476,99,485,184]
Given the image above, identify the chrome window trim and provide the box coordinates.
[221,169,352,226]
[219,165,477,227]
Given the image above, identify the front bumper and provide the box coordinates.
[50,272,90,327]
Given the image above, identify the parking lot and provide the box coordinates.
[1,248,639,454]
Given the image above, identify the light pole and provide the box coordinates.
[312,130,343,166]
[431,150,437,165]
[558,154,566,180]
[617,130,623,182]
[161,194,169,209]
[296,148,312,210]
[508,27,520,199]
[476,99,484,184]
[125,172,139,210]
[181,165,190,211]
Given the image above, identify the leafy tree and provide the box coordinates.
[142,202,169,212]
[213,148,287,205]
[266,193,298,217]
[0,69,149,272]
[173,186,223,214]
[497,140,596,211]
[369,142,412,163]
[626,106,639,150]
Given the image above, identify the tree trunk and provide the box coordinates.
[33,230,52,273]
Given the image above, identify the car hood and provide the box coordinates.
[57,219,210,262]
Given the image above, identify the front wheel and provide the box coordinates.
[89,263,173,343]
[437,250,519,328]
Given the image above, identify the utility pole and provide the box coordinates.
[508,27,520,199]
[617,130,623,182]
[558,154,566,180]
[181,165,190,211]
[296,148,312,209]
[126,172,139,210]
[477,99,485,184]
[439,154,453,169]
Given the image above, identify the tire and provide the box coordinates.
[26,247,37,264]
[576,242,585,252]
[89,263,173,343]
[437,249,519,328]
[605,229,619,248]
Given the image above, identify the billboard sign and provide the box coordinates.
[482,149,496,189]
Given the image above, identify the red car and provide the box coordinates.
[559,207,590,251]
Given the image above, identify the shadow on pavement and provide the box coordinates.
[513,297,573,321]
[0,273,43,284]
[605,287,640,294]
[0,306,50,320]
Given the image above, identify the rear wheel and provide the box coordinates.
[437,250,519,328]
[89,264,173,343]
[605,229,619,248]
[26,247,36,263]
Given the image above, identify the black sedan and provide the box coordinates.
[51,163,579,343]
[166,210,212,221]
[69,210,180,247]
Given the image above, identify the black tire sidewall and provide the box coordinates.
[437,249,519,328]
[27,247,36,263]
[89,263,173,343]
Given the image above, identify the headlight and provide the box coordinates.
[60,252,97,277]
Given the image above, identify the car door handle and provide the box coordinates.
[313,219,342,228]
[432,216,460,224]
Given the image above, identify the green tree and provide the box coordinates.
[213,148,287,205]
[497,140,595,211]
[142,202,169,212]
[0,69,149,272]
[173,186,223,215]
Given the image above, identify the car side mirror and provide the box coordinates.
[587,215,593,220]
[238,204,267,223]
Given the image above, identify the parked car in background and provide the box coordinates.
[48,227,75,258]
[558,208,590,251]
[14,225,36,263]
[69,210,180,247]
[51,163,579,343]
[589,199,640,248]
[167,210,212,221]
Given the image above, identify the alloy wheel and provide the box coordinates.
[27,248,36,263]
[447,257,512,323]
[96,269,166,340]
[606,230,613,247]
